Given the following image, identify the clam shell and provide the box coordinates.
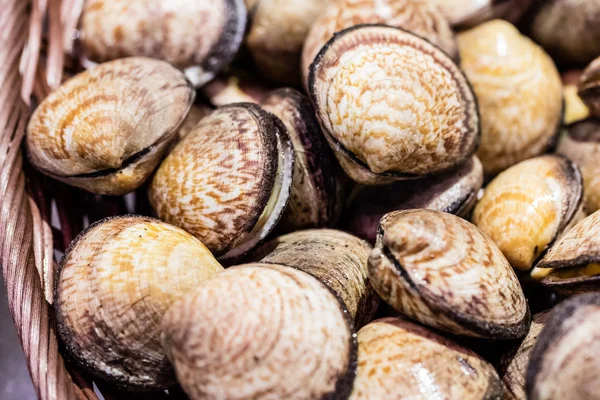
[149,103,294,261]
[161,263,356,400]
[472,155,583,271]
[350,318,503,400]
[426,0,533,28]
[261,88,342,229]
[344,155,483,243]
[557,119,600,214]
[26,57,194,195]
[79,0,246,87]
[301,0,458,88]
[309,25,479,185]
[251,229,379,327]
[458,20,563,176]
[177,104,212,141]
[526,293,600,400]
[578,56,600,118]
[368,209,530,338]
[54,216,223,390]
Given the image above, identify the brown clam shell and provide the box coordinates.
[427,0,533,28]
[350,318,503,400]
[79,0,246,87]
[526,293,600,400]
[26,57,194,195]
[251,229,379,328]
[149,103,294,261]
[161,263,356,400]
[261,88,342,229]
[177,104,212,141]
[344,155,483,243]
[54,216,224,390]
[578,56,600,118]
[368,209,530,338]
[472,155,583,271]
[458,20,563,176]
[309,25,479,185]
[301,0,458,88]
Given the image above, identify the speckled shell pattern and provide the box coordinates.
[344,155,483,243]
[472,155,583,271]
[251,229,379,328]
[526,293,600,400]
[161,264,356,400]
[149,103,294,260]
[557,119,600,214]
[26,57,194,195]
[309,25,479,185]
[79,0,247,87]
[54,216,224,390]
[579,56,600,117]
[458,20,563,176]
[301,0,458,87]
[368,209,530,339]
[350,318,503,400]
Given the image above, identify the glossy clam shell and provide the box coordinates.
[427,0,532,28]
[251,229,379,328]
[309,25,479,185]
[472,155,583,271]
[301,0,458,88]
[350,318,503,400]
[579,56,600,117]
[557,119,600,214]
[261,88,341,229]
[79,0,246,87]
[458,20,563,176]
[368,209,530,338]
[161,263,356,400]
[526,293,600,400]
[26,57,194,195]
[149,103,294,260]
[54,216,223,390]
[344,155,483,243]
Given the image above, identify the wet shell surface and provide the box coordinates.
[350,318,503,400]
[309,25,479,185]
[79,0,246,87]
[54,216,224,390]
[472,155,583,271]
[368,209,530,338]
[26,57,194,195]
[149,103,294,261]
[251,229,379,328]
[458,20,563,176]
[161,263,356,400]
[261,88,342,229]
[526,293,600,400]
[344,155,483,243]
[426,0,532,28]
[578,56,600,117]
[301,0,458,87]
[557,119,600,214]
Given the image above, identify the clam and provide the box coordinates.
[458,20,563,176]
[149,103,294,261]
[161,263,356,400]
[557,119,600,215]
[177,104,212,141]
[526,293,600,400]
[472,155,583,271]
[78,0,246,87]
[202,71,268,107]
[426,0,532,28]
[54,216,224,390]
[368,209,530,338]
[261,88,343,229]
[351,318,503,400]
[344,155,483,243]
[578,56,600,117]
[26,57,194,195]
[301,0,458,88]
[562,70,590,125]
[309,25,479,185]
[251,229,379,327]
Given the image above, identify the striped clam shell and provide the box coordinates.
[161,263,356,400]
[54,216,224,390]
[579,56,600,118]
[368,209,530,338]
[309,25,479,185]
[26,57,194,195]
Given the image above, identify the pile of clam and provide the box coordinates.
[24,0,600,398]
